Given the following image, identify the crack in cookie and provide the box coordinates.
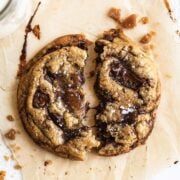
[17,34,100,160]
[94,29,160,156]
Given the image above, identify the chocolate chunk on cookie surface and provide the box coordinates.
[94,29,160,156]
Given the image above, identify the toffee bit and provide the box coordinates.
[0,171,6,180]
[139,31,156,44]
[44,160,52,166]
[139,17,149,24]
[14,164,22,170]
[3,155,9,161]
[32,24,41,39]
[108,8,121,24]
[6,115,15,121]
[5,129,16,140]
[18,1,41,77]
[121,14,137,29]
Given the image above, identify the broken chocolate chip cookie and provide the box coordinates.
[17,34,100,160]
[94,29,160,156]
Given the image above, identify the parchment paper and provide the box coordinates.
[0,0,180,179]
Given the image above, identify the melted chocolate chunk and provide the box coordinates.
[48,112,64,128]
[121,111,136,125]
[96,121,115,144]
[94,77,114,102]
[77,41,88,49]
[48,111,89,141]
[18,2,41,77]
[63,126,89,141]
[33,88,50,108]
[62,89,84,114]
[69,72,85,87]
[95,41,105,53]
[110,60,143,90]
[44,68,85,116]
[44,69,57,84]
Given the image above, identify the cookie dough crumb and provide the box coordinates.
[176,30,180,37]
[165,74,172,79]
[143,44,154,51]
[5,129,16,140]
[30,154,34,158]
[108,8,121,24]
[6,115,15,121]
[44,160,52,166]
[3,155,9,161]
[32,24,41,39]
[0,171,6,180]
[139,31,156,44]
[139,17,149,24]
[65,171,68,175]
[174,160,179,164]
[121,14,137,29]
[9,144,21,153]
[14,164,22,170]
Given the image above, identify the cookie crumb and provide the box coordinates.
[139,31,156,44]
[44,160,52,166]
[6,115,15,121]
[3,155,9,161]
[0,171,6,180]
[108,8,121,24]
[176,30,180,37]
[5,129,16,140]
[139,17,149,24]
[143,44,154,51]
[121,14,137,29]
[165,74,172,79]
[9,144,21,152]
[14,164,22,170]
[32,24,41,39]
[65,171,68,175]
[174,160,179,164]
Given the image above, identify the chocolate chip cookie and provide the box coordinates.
[94,29,160,156]
[17,34,100,160]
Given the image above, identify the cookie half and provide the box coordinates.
[17,34,100,160]
[94,29,160,156]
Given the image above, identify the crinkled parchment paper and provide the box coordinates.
[0,0,180,179]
